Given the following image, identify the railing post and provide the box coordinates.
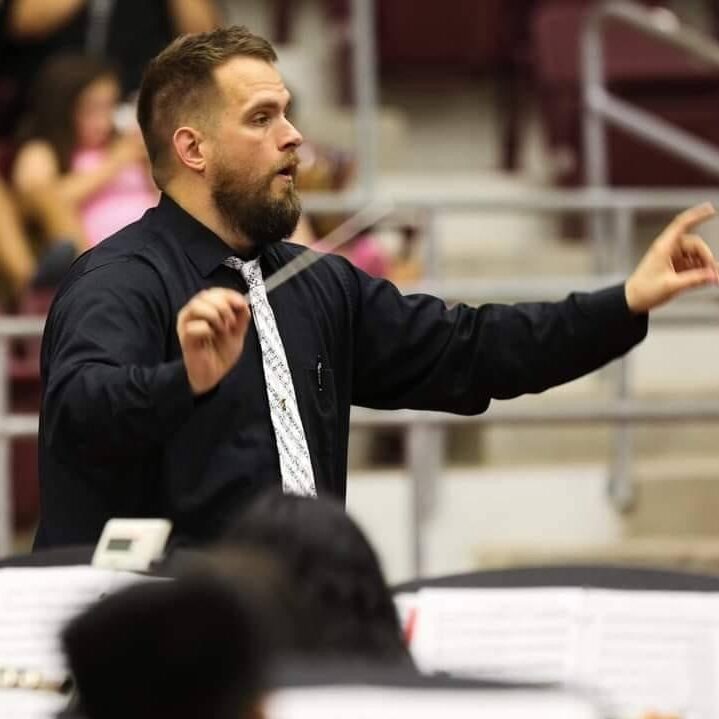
[608,207,636,511]
[407,207,445,577]
[421,207,441,282]
[350,0,379,201]
[0,335,11,556]
[408,423,444,578]
[608,359,636,512]
[582,4,612,270]
[612,206,634,273]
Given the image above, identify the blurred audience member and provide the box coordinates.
[294,141,421,281]
[294,152,391,277]
[222,492,411,666]
[62,574,269,719]
[0,0,221,142]
[0,175,36,297]
[13,54,157,248]
[0,175,79,298]
[334,231,391,278]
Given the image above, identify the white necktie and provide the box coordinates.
[224,257,317,497]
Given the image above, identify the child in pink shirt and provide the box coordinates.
[13,54,157,249]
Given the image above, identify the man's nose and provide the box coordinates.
[279,117,303,150]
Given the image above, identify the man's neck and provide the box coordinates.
[164,182,256,257]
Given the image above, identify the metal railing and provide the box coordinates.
[582,0,719,255]
[0,318,46,554]
[3,186,719,566]
[581,0,719,519]
[583,2,719,181]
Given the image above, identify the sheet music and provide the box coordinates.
[0,689,68,719]
[267,686,600,719]
[579,590,719,719]
[410,588,585,683]
[0,566,150,683]
[407,586,719,719]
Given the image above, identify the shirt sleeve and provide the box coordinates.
[348,268,648,414]
[41,259,197,462]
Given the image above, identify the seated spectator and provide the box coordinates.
[12,53,157,249]
[221,492,411,666]
[333,231,391,278]
[62,574,270,719]
[0,0,222,143]
[0,176,78,298]
[0,176,36,297]
[293,141,421,281]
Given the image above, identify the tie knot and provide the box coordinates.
[224,257,263,290]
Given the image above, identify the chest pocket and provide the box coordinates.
[300,365,337,459]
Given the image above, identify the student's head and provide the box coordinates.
[27,54,120,170]
[222,493,409,664]
[137,26,303,249]
[62,575,269,719]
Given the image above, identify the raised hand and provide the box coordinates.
[176,288,251,395]
[625,203,719,313]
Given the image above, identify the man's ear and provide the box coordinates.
[172,126,207,173]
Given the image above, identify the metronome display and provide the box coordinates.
[105,538,134,552]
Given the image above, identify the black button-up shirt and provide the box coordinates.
[35,194,648,548]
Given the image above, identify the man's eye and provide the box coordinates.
[253,114,270,125]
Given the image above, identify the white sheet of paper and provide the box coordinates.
[410,587,585,683]
[406,586,719,719]
[0,689,68,719]
[578,589,719,719]
[267,686,600,719]
[0,566,150,683]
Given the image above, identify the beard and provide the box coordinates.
[211,158,302,251]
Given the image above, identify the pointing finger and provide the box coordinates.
[670,202,716,235]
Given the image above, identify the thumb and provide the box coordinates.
[666,267,718,297]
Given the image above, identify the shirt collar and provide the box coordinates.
[152,193,248,278]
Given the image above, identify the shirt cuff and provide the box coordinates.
[150,359,197,427]
[585,283,649,345]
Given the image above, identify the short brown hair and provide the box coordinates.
[137,26,277,188]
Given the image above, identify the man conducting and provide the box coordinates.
[35,26,719,548]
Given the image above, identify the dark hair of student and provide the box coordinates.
[222,492,410,665]
[61,574,268,719]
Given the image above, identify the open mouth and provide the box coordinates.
[277,163,298,180]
